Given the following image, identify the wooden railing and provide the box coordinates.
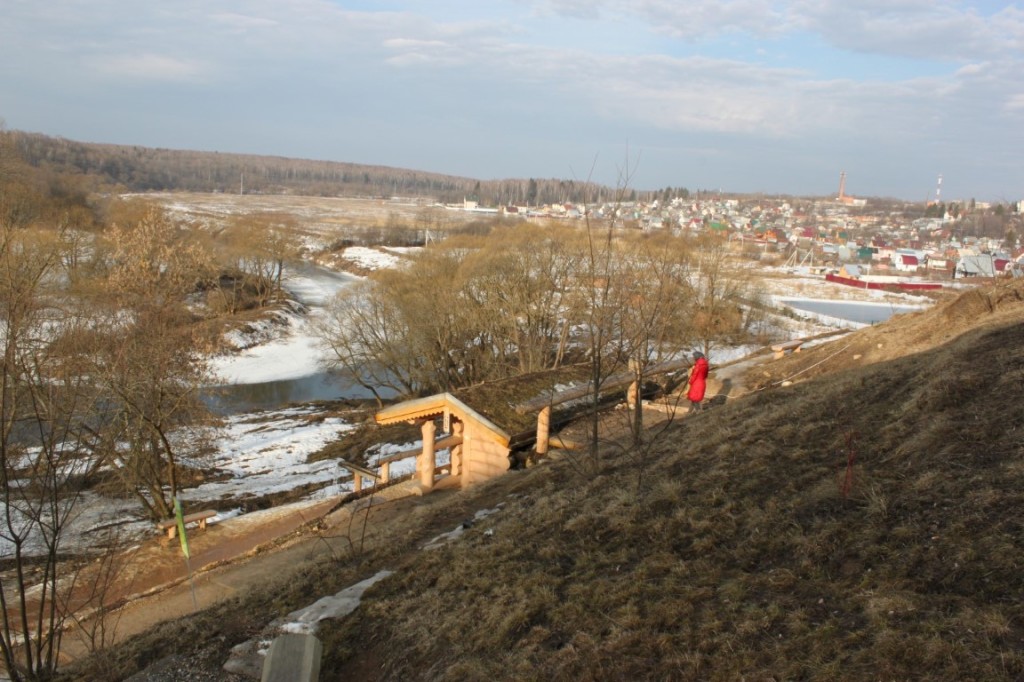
[339,435,463,491]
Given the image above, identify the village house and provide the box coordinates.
[893,254,919,272]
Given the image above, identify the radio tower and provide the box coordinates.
[934,174,942,204]
[838,171,847,200]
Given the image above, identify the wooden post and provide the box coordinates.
[380,461,390,483]
[626,380,639,410]
[536,406,551,456]
[461,427,471,488]
[450,421,464,478]
[419,420,436,492]
[353,473,362,493]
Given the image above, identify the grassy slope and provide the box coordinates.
[321,279,1024,680]
[61,279,1024,681]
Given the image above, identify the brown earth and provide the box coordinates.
[57,466,569,681]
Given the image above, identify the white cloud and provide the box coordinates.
[382,38,468,67]
[1006,93,1024,112]
[209,12,280,32]
[789,0,1024,62]
[88,53,208,82]
[635,0,793,40]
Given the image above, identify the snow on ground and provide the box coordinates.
[180,405,358,504]
[759,268,932,305]
[365,441,451,481]
[342,246,403,270]
[214,318,325,384]
[383,246,423,255]
[2,404,363,558]
[211,267,355,384]
[422,505,503,550]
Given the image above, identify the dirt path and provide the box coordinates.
[57,472,524,673]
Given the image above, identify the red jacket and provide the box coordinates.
[687,356,709,402]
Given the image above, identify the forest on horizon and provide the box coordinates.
[8,130,623,207]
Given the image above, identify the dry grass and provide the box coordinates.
[62,278,1024,680]
[314,279,1024,680]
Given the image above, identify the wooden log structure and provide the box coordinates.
[339,436,464,489]
[771,339,805,359]
[337,458,380,494]
[155,509,217,540]
[513,357,693,415]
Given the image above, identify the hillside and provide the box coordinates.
[64,279,1024,681]
[319,279,1024,680]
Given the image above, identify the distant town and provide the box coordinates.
[450,190,1023,282]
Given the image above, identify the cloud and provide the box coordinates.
[382,38,468,67]
[2,0,1022,199]
[1006,93,1024,112]
[533,0,1024,62]
[88,53,209,82]
[789,0,1024,62]
[631,0,793,40]
[209,12,280,32]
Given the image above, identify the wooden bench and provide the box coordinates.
[771,339,805,359]
[156,509,217,539]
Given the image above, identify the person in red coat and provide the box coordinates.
[687,350,709,413]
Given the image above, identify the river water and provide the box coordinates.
[202,372,393,415]
[201,263,399,415]
[781,298,925,326]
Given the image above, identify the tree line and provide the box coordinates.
[9,130,692,207]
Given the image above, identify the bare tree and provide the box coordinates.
[220,213,298,308]
[617,232,694,447]
[689,233,756,356]
[0,222,98,680]
[87,209,217,521]
[314,228,587,399]
[574,164,636,474]
[458,224,583,374]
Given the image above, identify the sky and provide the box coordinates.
[2,1,1022,201]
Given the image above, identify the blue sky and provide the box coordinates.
[2,0,1022,201]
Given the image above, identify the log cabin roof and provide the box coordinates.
[375,364,594,443]
[374,392,512,446]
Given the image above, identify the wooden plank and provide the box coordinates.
[548,436,583,451]
[771,340,804,352]
[337,458,379,480]
[155,510,217,530]
[156,509,217,539]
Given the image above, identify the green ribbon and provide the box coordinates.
[173,497,190,559]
